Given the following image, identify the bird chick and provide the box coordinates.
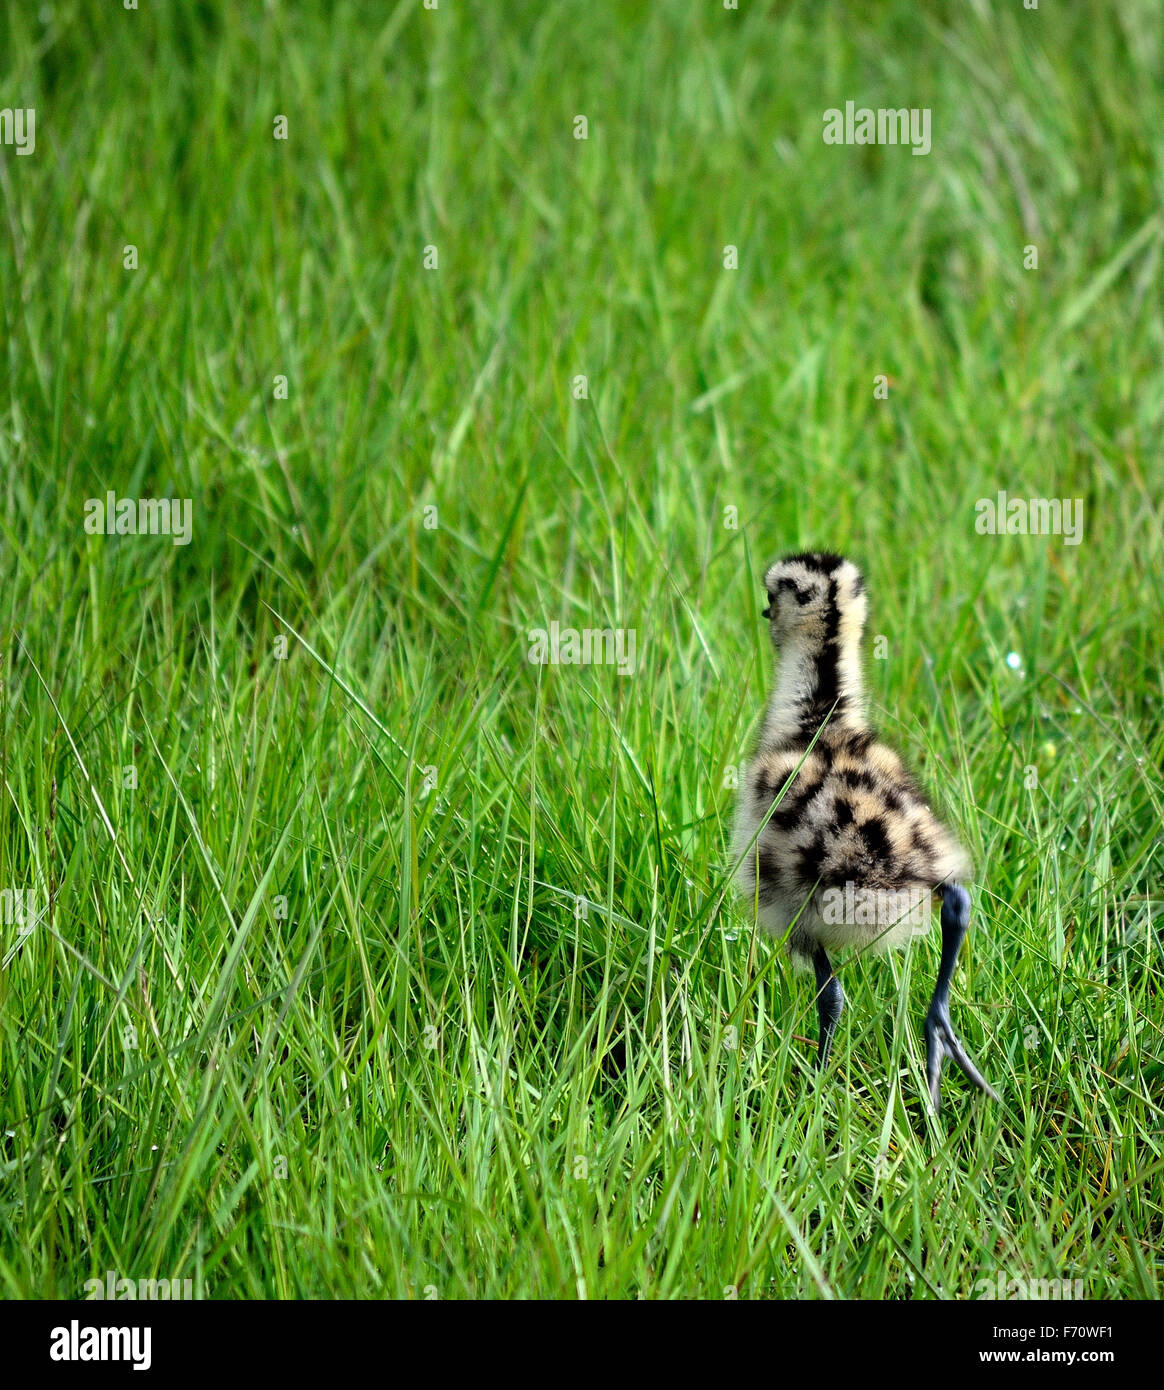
[732,551,997,1110]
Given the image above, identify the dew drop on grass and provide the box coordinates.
[1006,652,1023,670]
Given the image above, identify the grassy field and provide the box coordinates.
[1,0,1161,1300]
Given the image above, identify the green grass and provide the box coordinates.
[1,0,1161,1299]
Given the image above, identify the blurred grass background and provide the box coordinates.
[0,0,1160,1297]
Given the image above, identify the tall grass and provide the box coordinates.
[0,0,1160,1297]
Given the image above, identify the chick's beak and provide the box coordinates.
[761,604,772,620]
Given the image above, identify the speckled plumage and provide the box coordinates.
[733,552,968,963]
[731,551,996,1107]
